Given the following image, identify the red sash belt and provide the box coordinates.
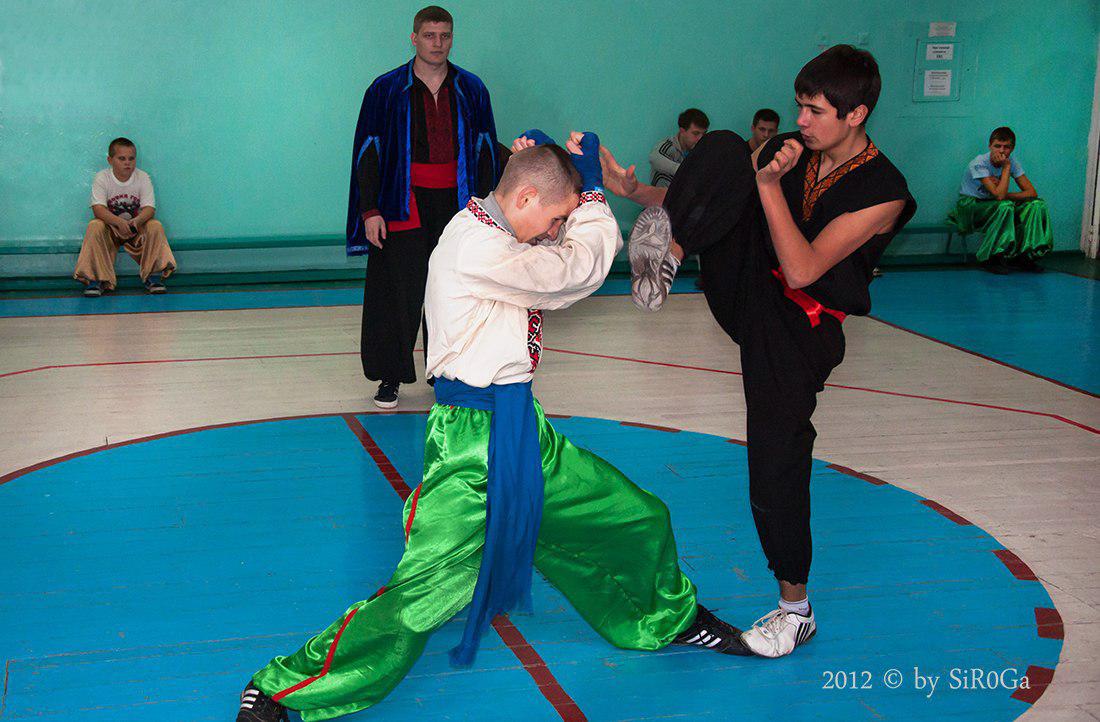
[410,161,458,189]
[771,268,846,327]
[388,162,459,232]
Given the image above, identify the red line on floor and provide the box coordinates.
[620,421,681,433]
[340,414,586,721]
[826,463,887,486]
[1035,607,1064,640]
[1,658,11,718]
[920,500,973,526]
[492,616,587,721]
[1010,665,1055,704]
[868,315,1098,400]
[994,549,1039,581]
[0,351,359,379]
[0,410,421,487]
[341,414,412,500]
[4,347,1095,435]
[544,347,1099,435]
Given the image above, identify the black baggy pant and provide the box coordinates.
[360,187,457,385]
[665,131,846,585]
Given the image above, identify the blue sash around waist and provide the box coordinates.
[433,376,545,666]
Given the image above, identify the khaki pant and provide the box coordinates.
[73,219,177,290]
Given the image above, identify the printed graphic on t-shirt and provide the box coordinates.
[107,195,141,220]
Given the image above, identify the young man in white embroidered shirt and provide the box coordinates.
[74,137,176,296]
[236,132,750,722]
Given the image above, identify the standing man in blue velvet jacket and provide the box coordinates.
[347,5,499,409]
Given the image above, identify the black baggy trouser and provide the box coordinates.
[360,187,456,385]
[665,130,846,585]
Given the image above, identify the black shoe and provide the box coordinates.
[1009,255,1044,273]
[143,274,167,294]
[979,256,1011,275]
[373,381,399,409]
[237,681,288,722]
[672,604,754,656]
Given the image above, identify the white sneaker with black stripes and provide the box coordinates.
[740,607,816,658]
[672,604,753,655]
[629,206,680,312]
[237,680,288,722]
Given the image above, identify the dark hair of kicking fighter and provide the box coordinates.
[794,44,881,124]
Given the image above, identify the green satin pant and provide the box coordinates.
[253,401,697,720]
[948,195,1053,262]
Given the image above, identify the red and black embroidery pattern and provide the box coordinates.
[801,140,879,221]
[527,310,544,371]
[466,198,504,230]
[421,84,454,164]
[578,190,607,205]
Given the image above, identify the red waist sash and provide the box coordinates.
[388,162,459,232]
[771,268,846,327]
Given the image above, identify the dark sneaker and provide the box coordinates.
[237,680,288,722]
[740,606,816,658]
[979,257,1011,275]
[1010,255,1044,273]
[144,274,167,294]
[672,604,753,656]
[83,282,103,298]
[373,381,399,409]
[629,206,679,311]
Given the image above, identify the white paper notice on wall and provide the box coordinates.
[923,69,952,97]
[929,21,957,37]
[926,43,955,61]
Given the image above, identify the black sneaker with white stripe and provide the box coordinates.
[672,604,753,655]
[237,680,288,722]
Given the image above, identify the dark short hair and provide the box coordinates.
[794,44,881,123]
[678,108,710,130]
[752,108,780,126]
[989,126,1016,146]
[496,144,581,204]
[413,6,453,33]
[108,137,135,157]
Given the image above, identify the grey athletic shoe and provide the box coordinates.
[629,206,679,312]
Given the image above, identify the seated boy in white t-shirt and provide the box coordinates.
[74,137,176,296]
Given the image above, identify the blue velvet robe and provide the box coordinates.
[345,59,498,256]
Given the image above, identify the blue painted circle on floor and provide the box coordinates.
[0,413,1060,720]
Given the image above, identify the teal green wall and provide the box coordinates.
[1,0,1097,253]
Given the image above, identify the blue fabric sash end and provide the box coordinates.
[433,377,545,667]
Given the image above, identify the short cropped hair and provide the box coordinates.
[752,108,780,126]
[413,6,453,33]
[794,44,881,124]
[989,126,1016,147]
[108,137,135,157]
[678,108,710,130]
[495,144,581,205]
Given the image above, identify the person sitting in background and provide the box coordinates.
[948,126,1052,274]
[648,108,709,187]
[747,108,780,152]
[74,137,176,296]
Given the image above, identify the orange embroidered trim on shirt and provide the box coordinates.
[801,140,879,221]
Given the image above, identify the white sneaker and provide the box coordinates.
[628,206,679,312]
[740,607,816,658]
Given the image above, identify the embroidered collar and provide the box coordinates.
[801,139,879,221]
[467,198,515,237]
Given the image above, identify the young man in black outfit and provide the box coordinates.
[603,44,916,658]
